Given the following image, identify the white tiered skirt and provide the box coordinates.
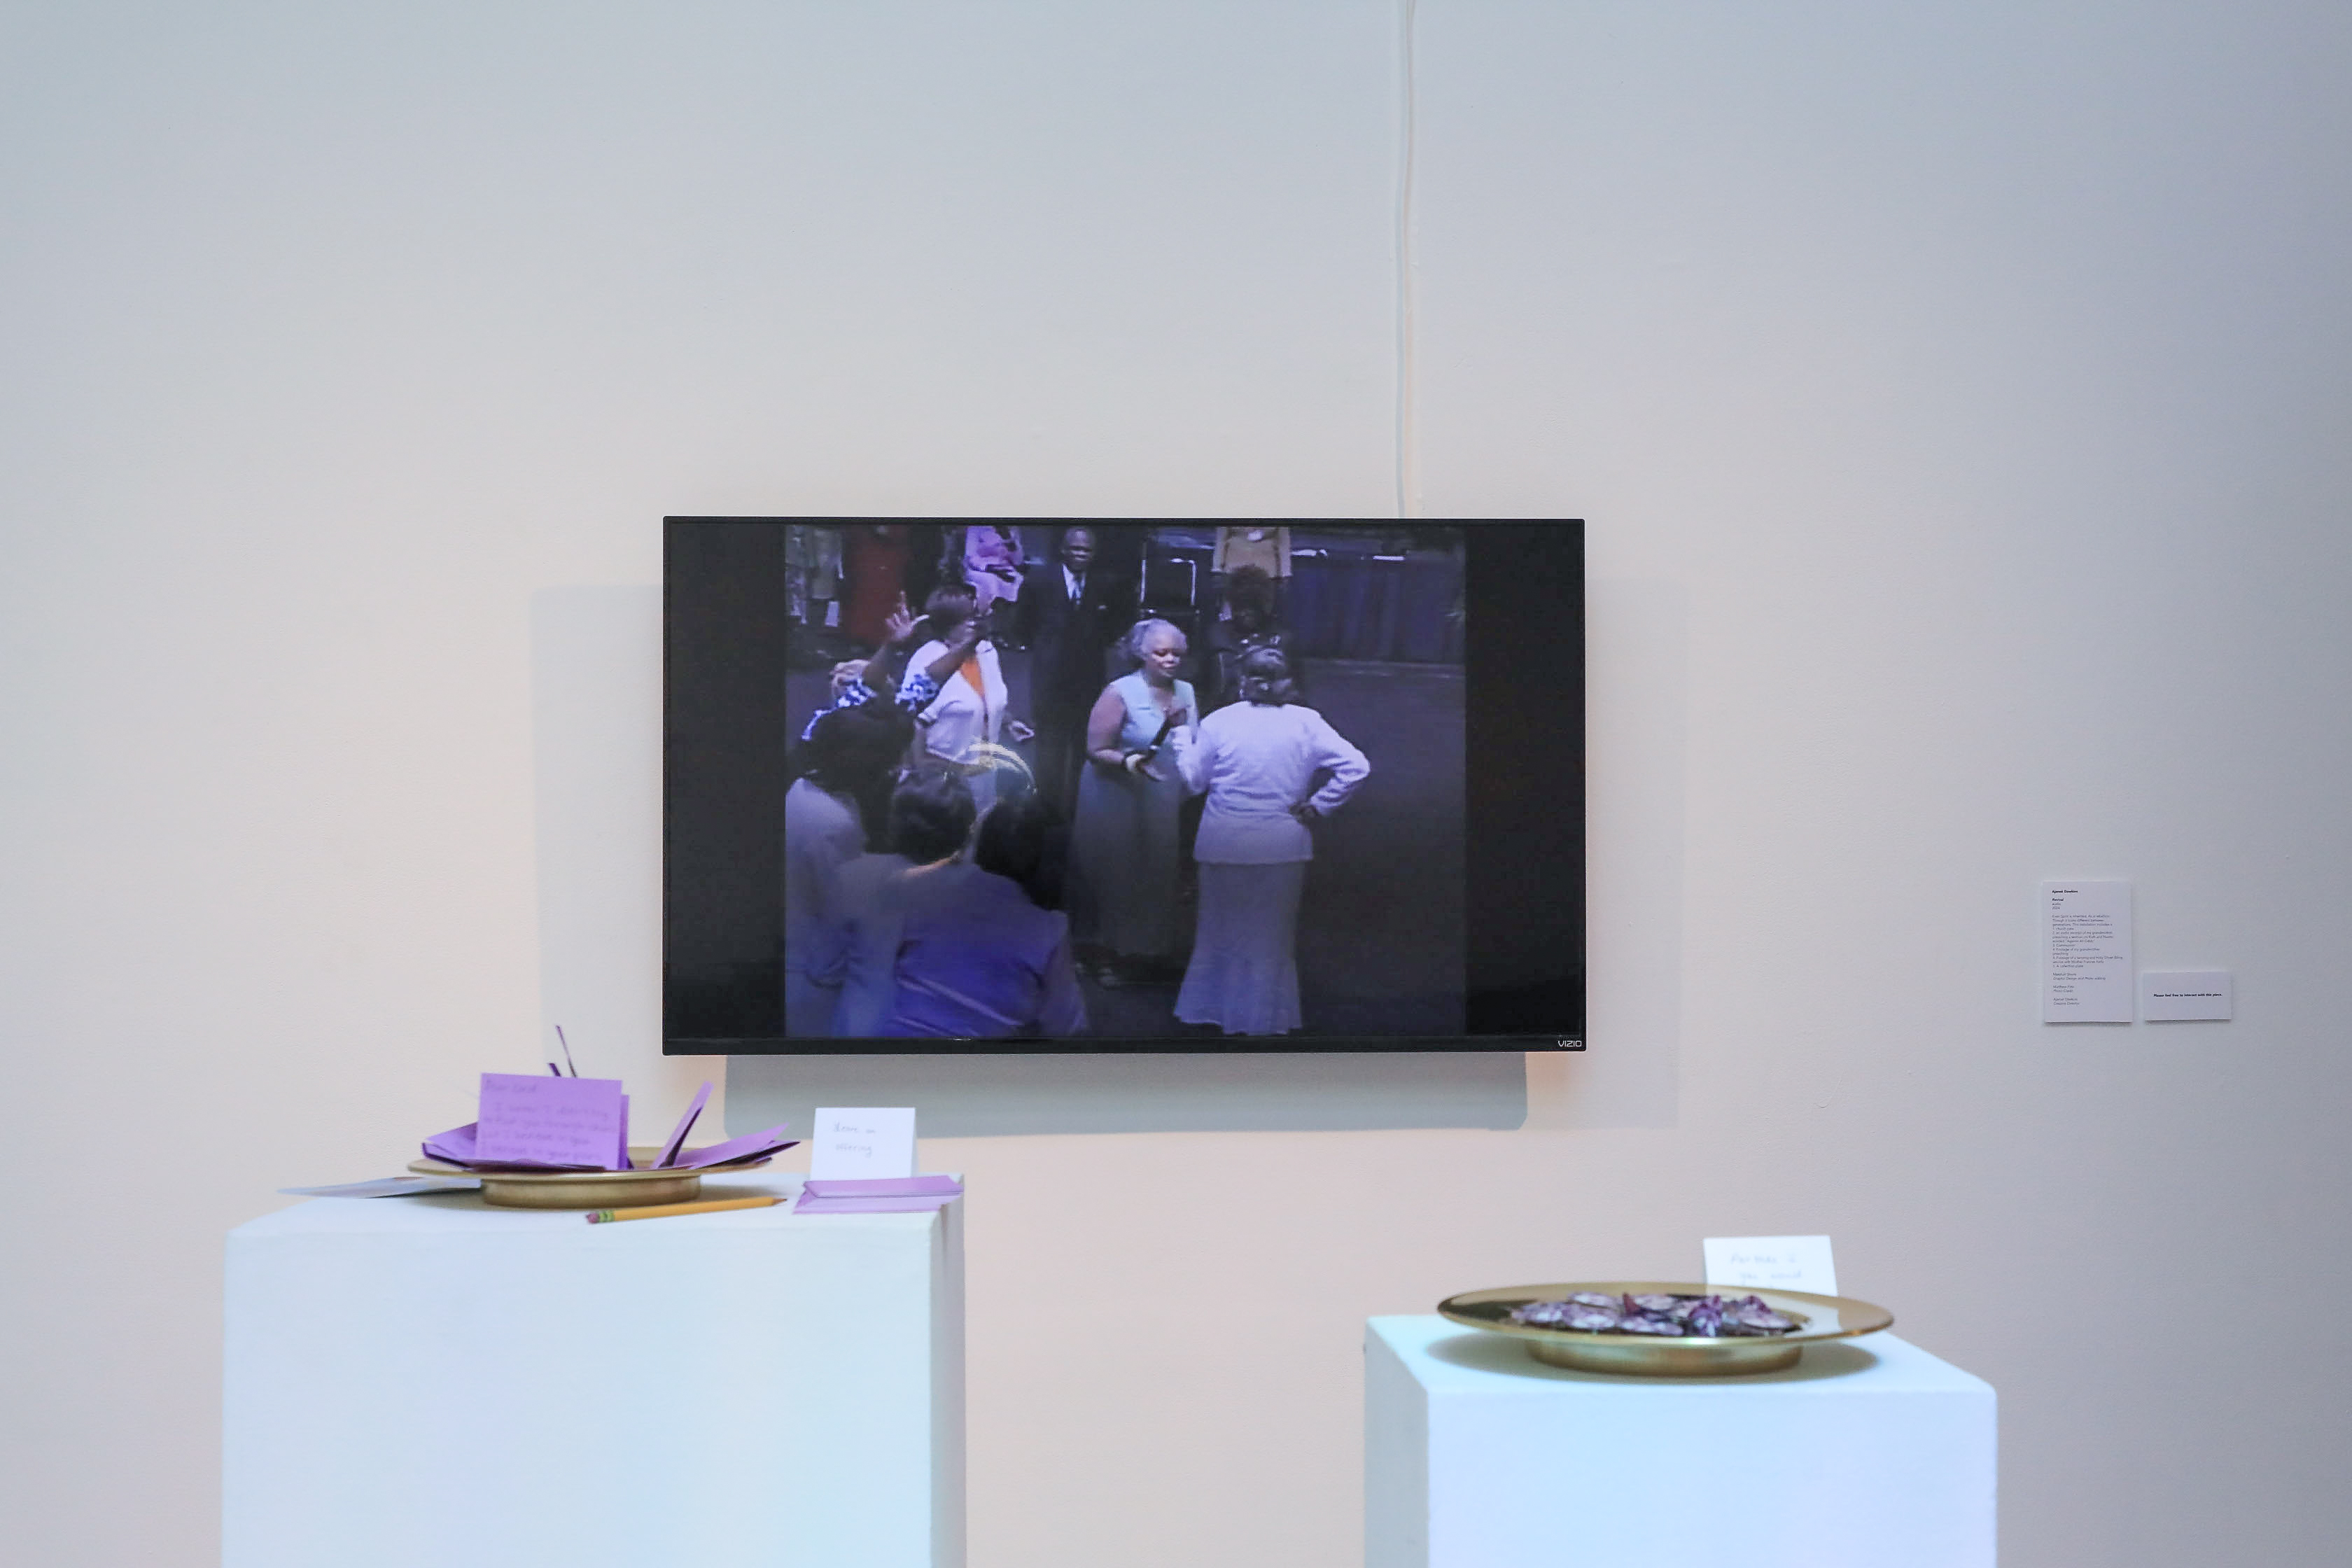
[1175,860,1306,1035]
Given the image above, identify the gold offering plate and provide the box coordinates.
[1438,1280,1894,1378]
[409,1147,773,1210]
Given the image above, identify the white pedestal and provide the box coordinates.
[226,1173,962,1568]
[1366,1315,1994,1568]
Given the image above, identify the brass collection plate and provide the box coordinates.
[409,1147,774,1210]
[1438,1280,1895,1378]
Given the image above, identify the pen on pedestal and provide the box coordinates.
[552,1024,580,1077]
[585,1196,782,1225]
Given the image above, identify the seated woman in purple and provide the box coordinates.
[813,766,980,1039]
[784,703,913,1037]
[877,795,1087,1040]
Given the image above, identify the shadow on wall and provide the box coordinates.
[727,1051,1529,1136]
[533,584,726,1127]
[1523,578,1686,1134]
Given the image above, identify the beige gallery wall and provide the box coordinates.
[5,3,2351,1567]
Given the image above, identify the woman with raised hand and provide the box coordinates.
[1172,645,1368,1035]
[1068,617,1198,985]
[798,592,983,742]
[903,582,1034,816]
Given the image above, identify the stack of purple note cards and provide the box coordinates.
[793,1175,964,1214]
[421,1076,797,1172]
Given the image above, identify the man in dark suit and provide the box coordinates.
[1014,526,1124,813]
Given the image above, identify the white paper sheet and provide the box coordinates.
[808,1107,918,1180]
[1702,1235,1838,1295]
[277,1176,480,1199]
[2042,879,2133,1023]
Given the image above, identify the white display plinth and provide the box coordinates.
[1366,1315,1994,1568]
[225,1173,962,1568]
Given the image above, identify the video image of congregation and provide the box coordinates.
[783,522,1468,1040]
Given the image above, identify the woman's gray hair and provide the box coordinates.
[1238,643,1296,706]
[1120,617,1185,667]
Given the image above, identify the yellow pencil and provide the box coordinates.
[584,1195,783,1224]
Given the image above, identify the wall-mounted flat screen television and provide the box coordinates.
[666,519,1581,1053]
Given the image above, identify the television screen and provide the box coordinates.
[666,519,1581,1052]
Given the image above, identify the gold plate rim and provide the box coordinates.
[407,1147,774,1184]
[1436,1280,1894,1348]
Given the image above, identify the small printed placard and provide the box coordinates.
[1702,1235,1838,1296]
[808,1107,918,1180]
[2141,969,2232,1022]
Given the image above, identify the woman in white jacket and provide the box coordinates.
[903,583,1033,816]
[1172,645,1368,1035]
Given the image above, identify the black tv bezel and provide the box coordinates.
[664,517,1583,1055]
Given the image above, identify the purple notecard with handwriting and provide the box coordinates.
[475,1073,626,1169]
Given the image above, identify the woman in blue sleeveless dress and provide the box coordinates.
[1070,619,1198,981]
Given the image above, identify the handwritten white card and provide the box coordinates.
[2141,969,2232,1022]
[1703,1236,1838,1295]
[2043,879,2134,1023]
[809,1107,917,1180]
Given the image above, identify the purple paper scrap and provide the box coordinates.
[794,1175,962,1214]
[677,1125,798,1170]
[422,1122,479,1163]
[801,1176,962,1199]
[793,1193,959,1214]
[655,1083,713,1168]
[420,1121,601,1172]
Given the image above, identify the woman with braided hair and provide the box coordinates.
[1068,617,1198,983]
[1170,644,1368,1034]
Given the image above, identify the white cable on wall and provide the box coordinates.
[1394,0,1420,520]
